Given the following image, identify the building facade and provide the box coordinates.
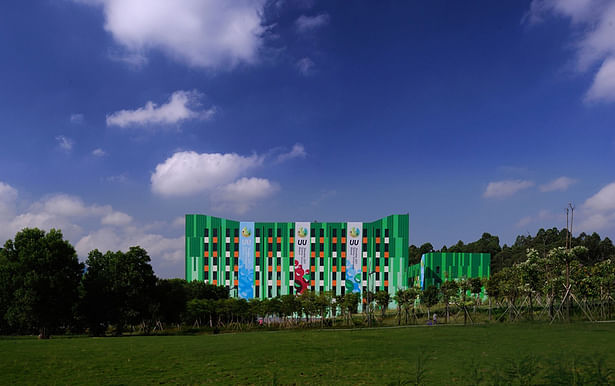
[185,214,409,301]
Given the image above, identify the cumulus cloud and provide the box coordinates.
[276,143,307,162]
[212,177,278,214]
[296,57,315,75]
[92,148,107,157]
[539,176,578,192]
[295,13,330,33]
[525,0,615,102]
[578,181,615,233]
[106,90,214,128]
[151,151,264,197]
[75,0,267,69]
[56,135,74,152]
[483,180,534,198]
[0,181,183,277]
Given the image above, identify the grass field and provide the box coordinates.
[1,323,614,385]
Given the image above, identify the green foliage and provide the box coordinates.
[0,228,83,337]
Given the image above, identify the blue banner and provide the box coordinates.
[238,222,255,299]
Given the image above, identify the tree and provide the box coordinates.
[440,280,459,323]
[0,228,84,338]
[422,285,439,319]
[374,290,391,320]
[154,279,189,328]
[80,246,157,335]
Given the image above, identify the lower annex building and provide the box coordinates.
[185,214,409,301]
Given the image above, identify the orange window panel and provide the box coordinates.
[268,237,273,243]
[268,251,273,257]
[384,280,389,287]
[362,266,367,272]
[213,251,218,257]
[204,251,209,257]
[212,279,217,285]
[213,237,218,243]
[376,266,380,272]
[234,279,238,286]
[277,266,281,272]
[290,237,294,243]
[277,237,281,243]
[234,237,239,243]
[341,251,346,258]
[384,252,389,258]
[363,237,367,243]
[319,237,324,243]
[311,251,316,257]
[332,265,337,272]
[311,266,315,272]
[290,251,294,257]
[268,266,273,272]
[332,237,337,243]
[234,251,239,257]
[341,266,346,272]
[362,298,367,304]
[276,280,281,286]
[376,237,381,243]
[341,237,346,243]
[255,279,260,286]
[332,280,337,286]
[319,251,324,257]
[255,251,261,257]
[310,280,315,287]
[234,265,238,272]
[204,265,209,271]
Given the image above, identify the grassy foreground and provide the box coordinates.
[1,323,614,385]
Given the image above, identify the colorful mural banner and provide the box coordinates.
[238,221,255,299]
[294,222,311,294]
[346,222,362,292]
[420,255,425,289]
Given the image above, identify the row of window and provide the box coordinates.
[203,227,393,239]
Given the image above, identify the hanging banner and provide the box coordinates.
[238,222,255,299]
[420,255,425,289]
[346,222,363,293]
[294,222,311,294]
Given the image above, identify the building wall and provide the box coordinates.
[185,214,409,302]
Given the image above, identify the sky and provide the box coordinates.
[0,0,614,278]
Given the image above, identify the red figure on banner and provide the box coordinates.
[294,259,309,294]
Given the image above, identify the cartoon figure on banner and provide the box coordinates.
[294,259,309,294]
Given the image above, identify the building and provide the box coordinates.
[185,214,409,302]
[409,252,491,297]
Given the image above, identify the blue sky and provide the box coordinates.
[1,0,614,278]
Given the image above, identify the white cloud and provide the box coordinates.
[56,135,74,152]
[70,113,84,124]
[92,148,107,157]
[295,13,330,33]
[276,143,307,162]
[539,176,578,192]
[106,90,214,128]
[75,0,267,69]
[586,58,615,102]
[483,180,534,198]
[0,182,183,277]
[296,57,315,75]
[525,0,615,102]
[101,211,133,226]
[151,150,264,197]
[515,209,560,228]
[578,181,615,233]
[212,177,278,214]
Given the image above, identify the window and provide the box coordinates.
[319,272,324,280]
[234,228,239,237]
[342,229,346,237]
[268,243,272,251]
[384,244,389,252]
[363,228,367,236]
[289,228,294,237]
[204,242,209,249]
[256,228,260,237]
[362,243,367,252]
[362,258,367,266]
[341,272,346,280]
[332,243,337,252]
[319,243,323,250]
[311,243,315,250]
[320,286,324,292]
[332,258,337,265]
[341,287,345,295]
[213,228,218,237]
[268,287,272,298]
[332,229,337,237]
[268,257,272,266]
[310,258,315,266]
[255,257,260,265]
[277,243,281,252]
[290,244,294,252]
[204,229,209,237]
[213,257,218,265]
[268,228,272,237]
[289,287,293,294]
[226,228,230,237]
[277,286,280,293]
[277,228,281,237]
[226,243,230,250]
[204,272,209,280]
[436,266,440,274]
[226,272,230,280]
[276,257,281,266]
[376,229,381,237]
[385,228,389,237]
[363,272,367,280]
[384,272,389,281]
[342,243,346,252]
[268,271,272,280]
[255,286,260,295]
[319,228,324,237]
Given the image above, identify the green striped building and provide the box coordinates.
[185,214,409,302]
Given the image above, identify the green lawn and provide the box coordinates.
[1,323,614,385]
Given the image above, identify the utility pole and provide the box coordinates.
[565,207,570,250]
